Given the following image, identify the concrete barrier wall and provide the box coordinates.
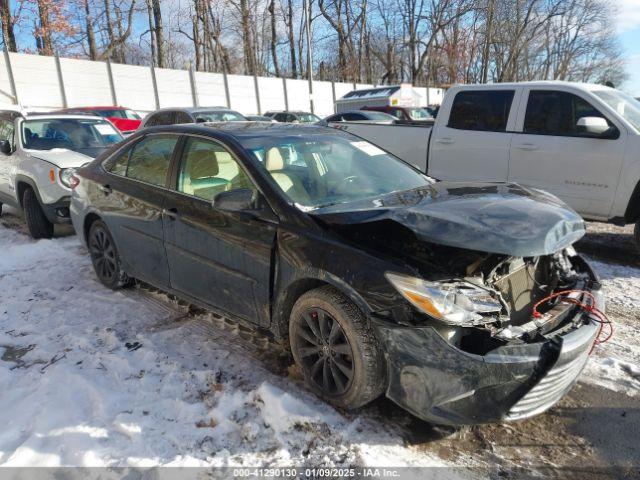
[0,51,445,117]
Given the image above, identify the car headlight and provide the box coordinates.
[59,168,76,188]
[385,272,503,326]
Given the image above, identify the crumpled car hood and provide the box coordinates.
[311,182,585,257]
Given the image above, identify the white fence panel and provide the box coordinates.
[155,67,192,108]
[61,57,112,107]
[111,63,156,113]
[333,82,354,101]
[355,83,374,90]
[257,76,285,113]
[286,79,310,111]
[227,74,258,114]
[0,54,12,107]
[195,71,227,107]
[10,53,61,109]
[313,81,335,117]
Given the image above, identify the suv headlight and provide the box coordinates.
[385,272,503,326]
[59,168,76,188]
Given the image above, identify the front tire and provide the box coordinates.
[289,286,386,410]
[88,220,132,289]
[22,188,53,239]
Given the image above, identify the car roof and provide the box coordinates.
[143,121,340,139]
[449,80,615,92]
[150,106,239,114]
[63,106,128,110]
[4,112,106,121]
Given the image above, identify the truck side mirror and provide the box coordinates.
[0,139,12,155]
[577,116,610,136]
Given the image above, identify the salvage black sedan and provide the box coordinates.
[70,122,604,425]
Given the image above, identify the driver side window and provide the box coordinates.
[177,137,255,202]
[524,90,613,137]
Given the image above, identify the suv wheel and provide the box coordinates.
[22,188,53,239]
[88,220,132,289]
[289,286,386,410]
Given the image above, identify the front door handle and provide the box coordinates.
[435,137,454,145]
[515,143,539,151]
[162,207,178,219]
[99,184,112,195]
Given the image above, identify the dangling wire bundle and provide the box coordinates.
[531,289,612,354]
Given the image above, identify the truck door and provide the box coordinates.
[508,88,626,219]
[429,88,518,182]
[0,115,18,206]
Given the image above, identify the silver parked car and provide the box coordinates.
[141,107,247,128]
[0,111,123,238]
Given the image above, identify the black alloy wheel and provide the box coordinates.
[295,307,355,396]
[88,220,131,289]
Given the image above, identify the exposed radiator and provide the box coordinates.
[493,261,540,324]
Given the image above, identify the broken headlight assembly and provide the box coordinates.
[385,272,503,326]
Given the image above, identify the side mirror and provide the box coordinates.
[577,116,610,136]
[0,140,11,155]
[213,188,258,212]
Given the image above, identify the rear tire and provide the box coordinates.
[88,220,132,289]
[289,286,386,410]
[22,188,53,239]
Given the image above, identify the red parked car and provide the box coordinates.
[58,106,142,134]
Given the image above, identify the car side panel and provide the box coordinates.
[84,171,171,287]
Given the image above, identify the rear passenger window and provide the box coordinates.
[113,135,178,186]
[175,111,192,124]
[448,90,515,132]
[177,137,255,201]
[523,90,611,136]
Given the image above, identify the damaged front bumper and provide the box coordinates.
[373,290,603,425]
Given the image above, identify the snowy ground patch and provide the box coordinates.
[0,222,450,468]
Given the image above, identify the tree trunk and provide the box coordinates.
[269,0,280,76]
[151,0,164,67]
[83,0,97,60]
[35,0,54,55]
[0,0,16,52]
[287,0,297,78]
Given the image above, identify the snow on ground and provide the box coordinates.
[0,221,454,469]
[0,212,638,470]
[581,257,640,396]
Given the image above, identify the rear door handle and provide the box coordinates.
[162,207,178,219]
[435,137,454,145]
[515,143,539,151]
[99,184,112,195]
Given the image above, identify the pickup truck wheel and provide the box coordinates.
[22,188,53,239]
[289,286,386,410]
[88,220,133,289]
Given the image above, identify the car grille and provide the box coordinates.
[505,351,589,421]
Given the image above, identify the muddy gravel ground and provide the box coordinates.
[1,210,639,479]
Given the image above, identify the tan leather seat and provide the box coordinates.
[265,147,311,203]
[182,149,228,197]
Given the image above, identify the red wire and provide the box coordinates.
[531,289,613,354]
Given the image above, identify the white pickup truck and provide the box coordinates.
[333,81,640,250]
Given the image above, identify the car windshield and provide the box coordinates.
[22,118,123,152]
[195,110,246,122]
[365,111,395,121]
[408,108,434,120]
[298,113,321,123]
[241,132,432,209]
[593,89,640,132]
[96,109,141,120]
